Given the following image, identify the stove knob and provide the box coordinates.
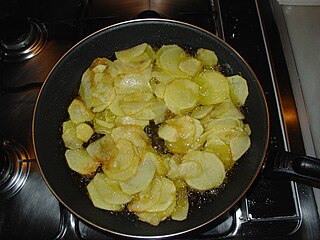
[0,13,33,50]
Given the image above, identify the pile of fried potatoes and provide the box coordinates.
[61,43,251,226]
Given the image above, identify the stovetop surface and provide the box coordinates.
[0,0,319,239]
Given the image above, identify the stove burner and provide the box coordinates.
[0,139,31,202]
[0,14,47,62]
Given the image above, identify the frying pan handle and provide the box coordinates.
[264,147,320,188]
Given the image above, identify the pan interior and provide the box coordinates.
[33,19,269,238]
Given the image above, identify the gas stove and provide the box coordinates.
[0,0,319,239]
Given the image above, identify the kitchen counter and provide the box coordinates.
[272,1,320,216]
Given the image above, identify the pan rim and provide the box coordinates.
[32,18,270,238]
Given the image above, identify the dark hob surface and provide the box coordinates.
[0,0,319,239]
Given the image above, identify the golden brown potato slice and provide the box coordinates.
[86,134,118,163]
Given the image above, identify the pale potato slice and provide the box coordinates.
[204,134,234,170]
[196,48,218,68]
[152,70,175,84]
[204,117,242,132]
[128,177,162,213]
[157,45,188,77]
[195,70,230,105]
[179,58,202,76]
[166,155,181,180]
[88,173,132,205]
[93,118,114,134]
[79,59,118,111]
[111,125,148,150]
[182,151,225,190]
[102,156,139,182]
[62,120,84,150]
[75,123,94,142]
[136,201,176,226]
[149,98,167,124]
[120,91,153,114]
[145,150,168,176]
[106,140,137,171]
[90,73,115,113]
[190,105,214,119]
[86,134,118,163]
[131,108,156,121]
[178,161,203,179]
[119,155,156,195]
[209,101,244,119]
[90,57,118,77]
[229,132,251,161]
[228,75,249,107]
[171,182,189,221]
[119,99,149,116]
[114,66,153,95]
[193,118,204,141]
[151,80,166,99]
[68,98,94,124]
[115,43,148,62]
[115,116,150,127]
[65,148,99,175]
[87,181,124,211]
[103,140,140,181]
[158,115,196,154]
[163,79,199,114]
[146,177,176,212]
[108,95,126,117]
[140,200,177,226]
[114,53,152,74]
[158,124,178,142]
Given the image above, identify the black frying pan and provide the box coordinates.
[32,19,318,238]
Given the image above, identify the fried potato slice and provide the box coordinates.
[68,98,94,124]
[156,45,188,77]
[87,181,124,211]
[195,70,229,105]
[136,202,176,226]
[62,120,84,150]
[136,201,176,226]
[230,132,251,161]
[65,148,99,175]
[119,154,156,195]
[102,140,140,181]
[158,116,202,154]
[171,181,189,221]
[179,58,202,76]
[115,43,148,62]
[209,100,245,119]
[75,123,94,142]
[164,79,199,114]
[228,75,249,107]
[86,134,118,163]
[196,48,218,68]
[146,177,176,212]
[87,173,132,207]
[204,134,234,170]
[128,177,162,213]
[182,151,225,190]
